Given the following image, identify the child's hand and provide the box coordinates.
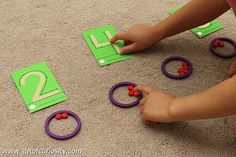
[134,85,176,123]
[110,23,163,54]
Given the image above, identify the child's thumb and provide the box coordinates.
[110,32,129,43]
[120,43,137,54]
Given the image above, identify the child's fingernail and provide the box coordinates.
[119,50,124,54]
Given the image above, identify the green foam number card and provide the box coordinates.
[190,21,223,38]
[169,7,223,38]
[82,25,133,66]
[11,62,67,113]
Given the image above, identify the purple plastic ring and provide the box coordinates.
[109,82,143,108]
[210,37,236,58]
[161,56,193,80]
[45,110,81,140]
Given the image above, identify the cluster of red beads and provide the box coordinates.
[212,40,224,47]
[178,62,190,77]
[127,85,140,97]
[55,112,68,120]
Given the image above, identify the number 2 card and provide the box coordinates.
[11,62,67,113]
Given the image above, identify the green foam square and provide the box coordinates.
[11,62,67,113]
[191,20,223,38]
[168,7,223,38]
[82,25,133,66]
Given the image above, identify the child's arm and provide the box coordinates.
[156,0,230,39]
[135,76,236,123]
[110,0,230,54]
[170,76,236,121]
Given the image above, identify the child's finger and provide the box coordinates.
[142,119,152,124]
[141,113,150,122]
[143,120,156,124]
[140,97,147,106]
[134,85,156,94]
[120,43,137,54]
[124,40,132,46]
[109,32,129,43]
[140,105,144,114]
[141,114,156,124]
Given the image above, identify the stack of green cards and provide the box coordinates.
[82,25,133,66]
[11,62,67,113]
[169,6,223,38]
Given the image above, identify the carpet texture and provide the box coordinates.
[0,0,236,156]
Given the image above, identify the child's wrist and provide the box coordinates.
[168,97,181,122]
[151,23,167,41]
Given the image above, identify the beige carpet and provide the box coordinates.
[0,0,236,156]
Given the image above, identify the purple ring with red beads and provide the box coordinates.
[45,110,81,140]
[161,56,193,80]
[210,37,236,59]
[109,82,143,108]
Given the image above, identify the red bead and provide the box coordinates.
[184,69,189,73]
[218,41,224,47]
[179,72,185,77]
[216,40,221,44]
[212,42,218,47]
[128,90,134,96]
[133,91,140,97]
[128,85,134,90]
[55,114,62,120]
[61,112,68,119]
[183,65,189,70]
[178,68,184,73]
[182,62,188,66]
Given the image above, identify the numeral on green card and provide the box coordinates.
[20,71,60,102]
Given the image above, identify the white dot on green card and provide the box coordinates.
[197,32,202,36]
[99,60,105,64]
[29,104,36,110]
